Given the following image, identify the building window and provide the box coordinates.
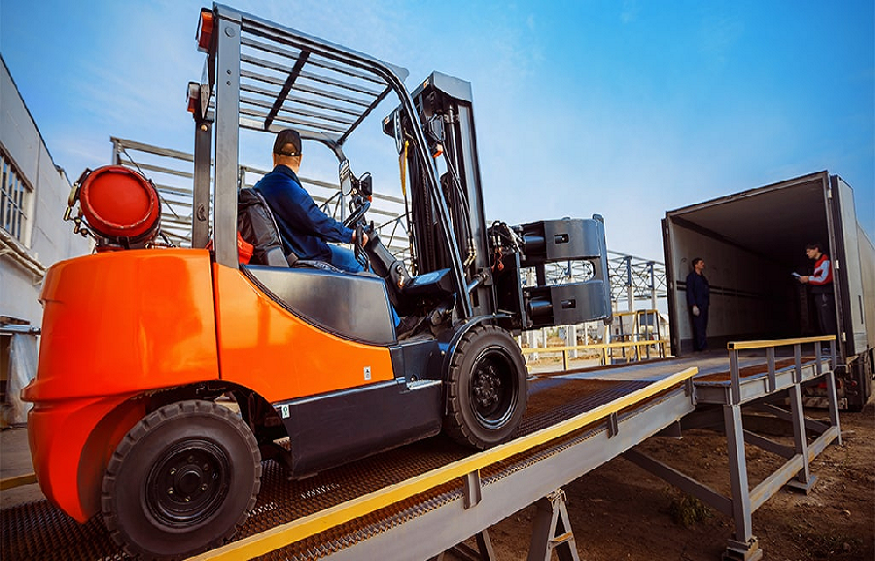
[1,150,32,245]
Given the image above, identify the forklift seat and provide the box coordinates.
[238,188,292,267]
[238,188,346,273]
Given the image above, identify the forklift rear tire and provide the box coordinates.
[101,400,262,560]
[445,325,527,449]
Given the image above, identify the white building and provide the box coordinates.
[1,55,91,425]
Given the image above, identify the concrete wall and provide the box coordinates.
[1,56,91,327]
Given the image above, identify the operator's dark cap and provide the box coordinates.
[273,129,302,156]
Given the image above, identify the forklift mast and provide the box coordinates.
[403,73,493,317]
[393,72,612,331]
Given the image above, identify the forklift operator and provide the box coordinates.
[255,129,420,336]
[254,129,367,273]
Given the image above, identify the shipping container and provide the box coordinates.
[663,171,874,410]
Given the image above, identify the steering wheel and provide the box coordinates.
[343,196,371,269]
[343,198,371,228]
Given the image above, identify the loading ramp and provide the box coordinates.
[1,338,842,560]
[3,368,695,560]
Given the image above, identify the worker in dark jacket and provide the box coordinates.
[686,257,710,352]
[254,129,364,272]
[798,243,836,336]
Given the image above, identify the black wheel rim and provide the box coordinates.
[469,345,519,429]
[145,439,231,528]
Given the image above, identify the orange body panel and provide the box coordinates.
[24,250,396,523]
[23,249,219,402]
[213,263,395,402]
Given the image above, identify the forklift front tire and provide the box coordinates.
[444,325,527,449]
[101,399,262,560]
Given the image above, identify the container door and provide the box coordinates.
[829,176,868,357]
[661,218,682,356]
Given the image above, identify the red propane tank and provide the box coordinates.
[79,166,161,246]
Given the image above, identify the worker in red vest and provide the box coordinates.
[798,243,836,337]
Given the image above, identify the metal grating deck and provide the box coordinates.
[2,377,663,560]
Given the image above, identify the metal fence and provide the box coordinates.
[522,339,670,371]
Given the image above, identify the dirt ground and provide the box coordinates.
[458,402,875,561]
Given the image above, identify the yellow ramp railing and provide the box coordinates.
[522,339,670,370]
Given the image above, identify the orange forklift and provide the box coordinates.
[23,4,612,559]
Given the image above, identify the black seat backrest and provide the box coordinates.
[238,188,351,273]
[238,188,293,267]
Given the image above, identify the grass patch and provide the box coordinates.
[668,494,712,528]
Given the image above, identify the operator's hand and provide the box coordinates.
[352,231,369,246]
[798,276,809,284]
[692,305,700,317]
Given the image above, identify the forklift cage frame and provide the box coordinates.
[193,3,474,317]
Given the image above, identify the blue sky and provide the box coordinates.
[2,1,873,260]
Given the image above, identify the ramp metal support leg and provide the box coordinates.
[785,384,816,492]
[439,529,496,561]
[826,370,842,446]
[723,404,763,561]
[527,490,581,561]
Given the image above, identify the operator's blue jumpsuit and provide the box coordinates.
[254,164,361,272]
[255,164,399,326]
